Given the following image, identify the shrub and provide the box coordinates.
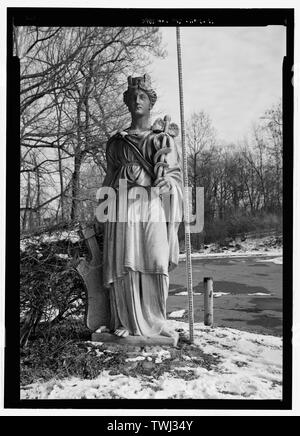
[20,225,93,346]
[198,212,282,245]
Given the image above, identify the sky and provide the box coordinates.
[147,26,286,144]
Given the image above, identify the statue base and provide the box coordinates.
[91,332,179,347]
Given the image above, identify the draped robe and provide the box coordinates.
[101,127,183,336]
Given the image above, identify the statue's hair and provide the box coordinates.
[123,74,157,109]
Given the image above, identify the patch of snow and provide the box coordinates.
[85,341,103,346]
[20,230,80,252]
[214,292,230,298]
[154,350,171,364]
[55,253,70,260]
[247,293,272,296]
[182,355,192,361]
[168,309,186,318]
[179,250,282,260]
[174,292,202,296]
[125,356,145,362]
[41,231,80,244]
[40,306,60,323]
[256,257,283,265]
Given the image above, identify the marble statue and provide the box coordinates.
[95,74,183,345]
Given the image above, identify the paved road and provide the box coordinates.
[167,256,283,336]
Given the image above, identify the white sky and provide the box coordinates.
[147,26,286,143]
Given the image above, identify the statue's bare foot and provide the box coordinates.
[114,327,129,338]
[94,325,110,334]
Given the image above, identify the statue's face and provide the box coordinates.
[126,89,151,116]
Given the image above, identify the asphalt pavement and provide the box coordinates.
[167,256,283,336]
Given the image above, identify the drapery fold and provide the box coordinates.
[100,128,182,336]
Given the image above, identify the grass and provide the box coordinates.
[20,321,221,386]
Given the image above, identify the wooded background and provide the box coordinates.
[17,26,282,244]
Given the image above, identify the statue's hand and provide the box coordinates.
[154,176,173,194]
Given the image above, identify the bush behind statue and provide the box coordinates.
[20,225,95,347]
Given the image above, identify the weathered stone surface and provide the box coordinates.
[141,360,155,375]
[91,332,179,347]
[76,227,110,331]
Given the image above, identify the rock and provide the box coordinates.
[142,360,155,374]
[124,346,142,353]
[169,349,180,359]
[220,238,234,247]
[126,361,139,370]
[104,344,120,352]
[125,352,140,358]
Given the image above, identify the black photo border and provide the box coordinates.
[5,7,294,410]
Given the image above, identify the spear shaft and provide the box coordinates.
[176,27,194,343]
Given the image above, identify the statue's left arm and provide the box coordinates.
[153,134,183,229]
[154,135,183,196]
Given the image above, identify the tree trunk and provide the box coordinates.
[70,152,82,221]
[58,145,65,221]
[22,172,31,232]
[35,157,41,227]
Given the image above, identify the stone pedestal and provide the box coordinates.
[91,332,179,347]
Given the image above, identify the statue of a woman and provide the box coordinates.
[97,74,183,342]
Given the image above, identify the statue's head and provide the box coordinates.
[123,74,157,115]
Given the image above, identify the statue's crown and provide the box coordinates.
[127,74,152,90]
[124,73,157,107]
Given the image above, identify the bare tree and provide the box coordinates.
[17,26,165,230]
[186,111,217,214]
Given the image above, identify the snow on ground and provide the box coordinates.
[213,292,231,298]
[169,309,186,318]
[174,292,202,296]
[247,293,272,296]
[179,235,282,261]
[20,230,80,251]
[179,250,282,260]
[174,291,272,298]
[256,257,283,265]
[20,321,282,400]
